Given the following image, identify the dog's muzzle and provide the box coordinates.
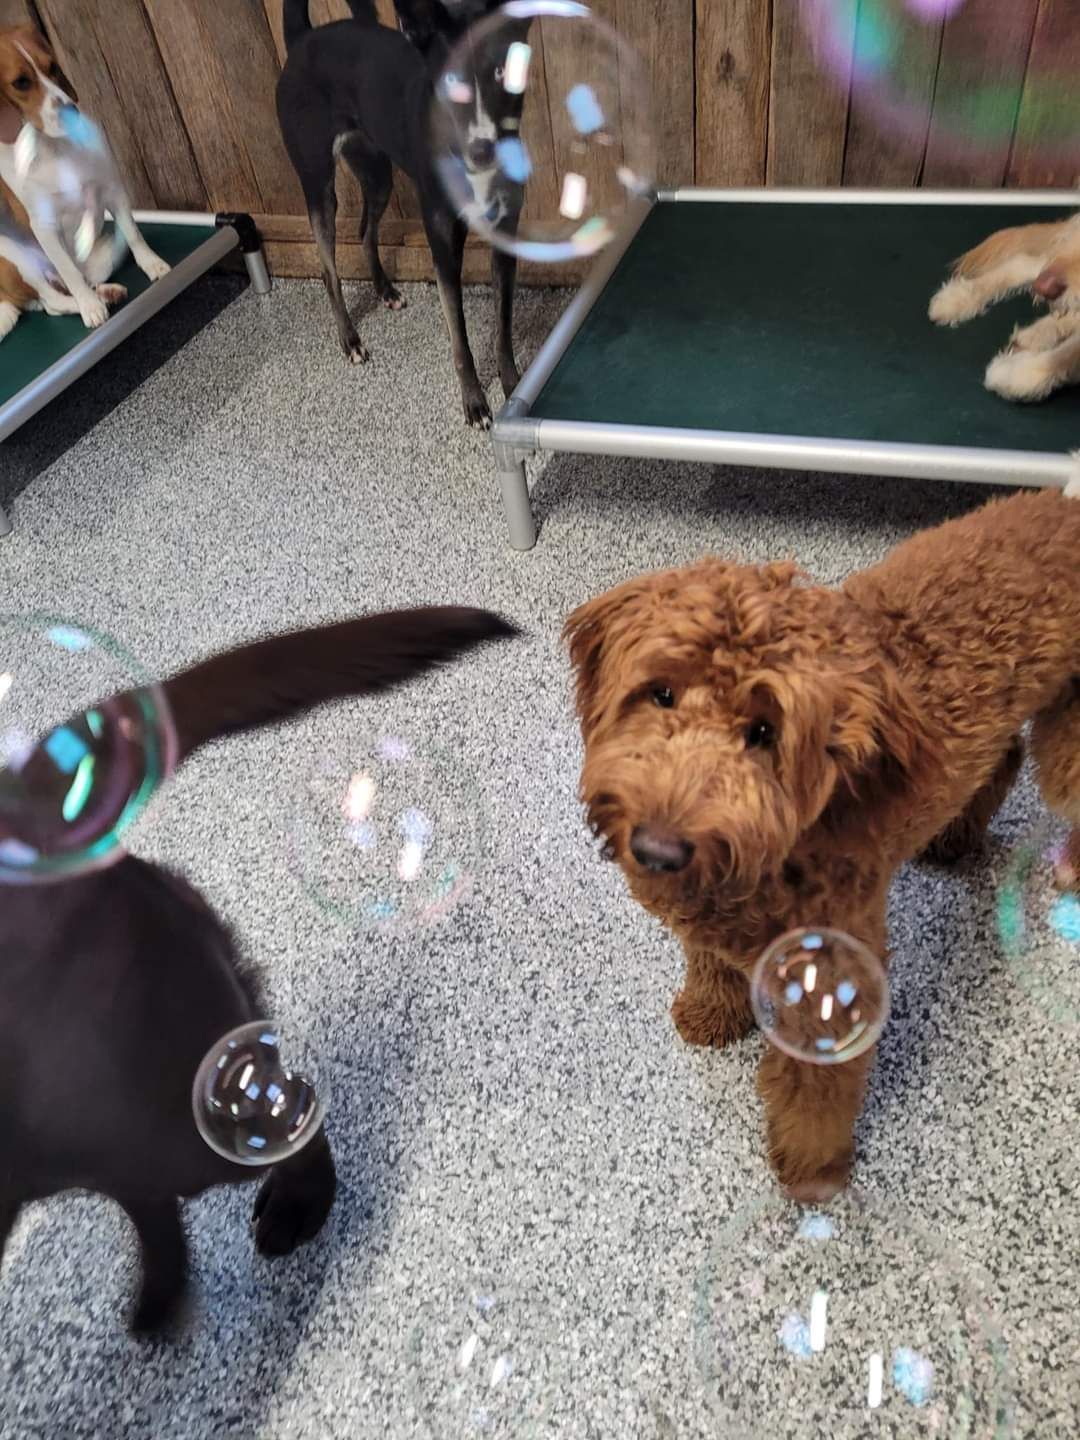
[630,823,695,874]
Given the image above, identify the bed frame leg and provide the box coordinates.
[243,248,272,296]
[493,441,536,551]
[0,503,11,538]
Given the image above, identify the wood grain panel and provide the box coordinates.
[1007,0,1080,188]
[615,0,693,187]
[923,0,1039,187]
[34,0,206,210]
[843,6,943,186]
[695,0,770,186]
[767,0,852,186]
[0,0,37,25]
[144,0,302,214]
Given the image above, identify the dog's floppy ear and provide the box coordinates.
[563,575,654,734]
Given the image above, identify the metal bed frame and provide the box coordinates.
[491,187,1080,552]
[0,210,271,537]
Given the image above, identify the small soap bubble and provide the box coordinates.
[750,927,889,1064]
[289,732,482,935]
[0,616,174,884]
[430,0,655,263]
[192,1022,327,1167]
[408,1286,563,1438]
[996,812,1080,1027]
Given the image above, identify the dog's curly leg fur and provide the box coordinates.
[671,951,755,1048]
[758,1046,873,1203]
[921,737,1023,866]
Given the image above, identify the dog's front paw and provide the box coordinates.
[138,251,171,282]
[779,1157,852,1206]
[671,988,753,1048]
[928,278,983,327]
[78,293,109,329]
[985,349,1057,403]
[95,282,128,307]
[463,385,492,429]
[253,1142,336,1257]
[130,1276,190,1338]
[342,335,370,365]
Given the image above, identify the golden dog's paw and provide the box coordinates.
[780,1159,851,1206]
[928,278,983,326]
[985,349,1057,402]
[671,989,752,1048]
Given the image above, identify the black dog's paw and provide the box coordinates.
[380,282,406,311]
[130,1281,190,1339]
[252,1159,336,1258]
[463,391,492,429]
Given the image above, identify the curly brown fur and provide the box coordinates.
[564,490,1080,1202]
[0,606,517,1332]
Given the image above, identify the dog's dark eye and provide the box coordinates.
[12,74,31,92]
[651,686,675,709]
[745,719,775,749]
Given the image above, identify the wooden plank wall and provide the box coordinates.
[5,0,1077,283]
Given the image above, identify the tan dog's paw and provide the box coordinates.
[779,1158,852,1206]
[985,349,1057,402]
[929,278,983,326]
[671,989,753,1048]
[1053,829,1080,891]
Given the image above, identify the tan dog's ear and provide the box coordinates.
[828,655,929,795]
[0,102,20,143]
[563,574,655,733]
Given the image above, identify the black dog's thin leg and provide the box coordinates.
[0,1190,22,1269]
[121,1193,189,1335]
[307,177,370,366]
[424,201,489,428]
[340,140,404,312]
[252,1127,337,1258]
[491,245,520,399]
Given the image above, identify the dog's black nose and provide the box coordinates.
[468,138,496,171]
[630,823,694,873]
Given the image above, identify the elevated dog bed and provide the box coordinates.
[491,189,1080,550]
[0,211,270,536]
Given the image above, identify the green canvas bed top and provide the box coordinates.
[0,211,269,537]
[491,189,1080,551]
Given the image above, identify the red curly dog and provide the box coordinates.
[565,489,1080,1202]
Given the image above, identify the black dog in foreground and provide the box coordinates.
[276,0,522,427]
[0,606,516,1332]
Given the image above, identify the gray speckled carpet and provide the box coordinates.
[0,273,1077,1440]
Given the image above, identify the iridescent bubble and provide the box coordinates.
[695,1190,1012,1436]
[430,0,656,264]
[407,1284,564,1438]
[799,0,1080,168]
[13,103,127,275]
[751,927,889,1064]
[0,616,175,884]
[192,1022,327,1167]
[289,733,482,935]
[996,812,1080,1027]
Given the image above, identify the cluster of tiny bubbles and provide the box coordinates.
[0,616,175,884]
[798,0,1080,167]
[13,103,127,274]
[693,1190,1013,1437]
[407,1283,564,1437]
[192,1022,327,1167]
[430,0,656,264]
[996,811,1080,1028]
[288,732,483,936]
[750,927,889,1065]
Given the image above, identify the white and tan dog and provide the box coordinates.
[0,23,169,340]
[929,213,1080,403]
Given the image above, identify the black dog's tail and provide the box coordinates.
[283,0,378,51]
[161,607,518,765]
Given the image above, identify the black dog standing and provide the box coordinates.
[277,0,524,427]
[0,607,516,1332]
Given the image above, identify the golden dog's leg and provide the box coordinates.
[928,221,1062,327]
[671,950,754,1048]
[757,1046,874,1203]
[985,326,1080,403]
